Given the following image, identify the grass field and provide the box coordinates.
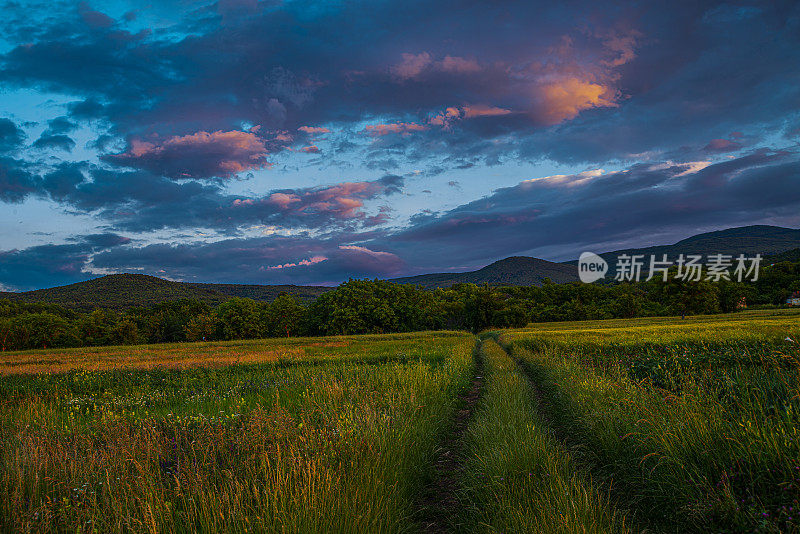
[1,310,799,532]
[501,309,800,533]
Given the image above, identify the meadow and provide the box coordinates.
[1,310,799,532]
[501,309,800,533]
[0,332,475,532]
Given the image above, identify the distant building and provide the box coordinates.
[787,291,800,306]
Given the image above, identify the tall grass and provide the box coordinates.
[504,313,800,533]
[0,333,474,533]
[458,340,628,533]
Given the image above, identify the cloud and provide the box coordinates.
[255,175,405,224]
[439,55,481,73]
[3,0,795,174]
[33,134,76,152]
[298,126,331,135]
[535,77,618,124]
[266,255,328,270]
[0,157,38,203]
[390,52,433,80]
[299,144,320,153]
[34,161,405,233]
[104,130,273,179]
[43,116,78,136]
[384,150,800,267]
[0,119,26,153]
[0,233,129,291]
[599,29,641,67]
[89,235,405,285]
[462,105,513,119]
[365,122,427,136]
[704,138,743,153]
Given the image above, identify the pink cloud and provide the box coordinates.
[298,126,331,135]
[462,104,513,119]
[267,192,301,209]
[364,122,427,136]
[105,130,272,179]
[600,30,641,67]
[439,56,481,73]
[390,52,432,80]
[337,245,404,274]
[266,255,328,270]
[338,245,396,258]
[260,176,402,224]
[391,52,483,81]
[704,138,743,152]
[429,105,513,130]
[535,77,618,124]
[299,145,320,153]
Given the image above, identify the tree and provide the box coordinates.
[464,285,502,332]
[215,298,266,340]
[662,274,720,317]
[267,294,306,337]
[184,314,219,342]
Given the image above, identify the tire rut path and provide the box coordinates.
[498,341,657,534]
[416,340,485,533]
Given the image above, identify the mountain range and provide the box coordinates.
[2,225,798,310]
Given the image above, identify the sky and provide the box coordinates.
[0,0,799,291]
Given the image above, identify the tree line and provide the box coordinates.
[1,259,798,351]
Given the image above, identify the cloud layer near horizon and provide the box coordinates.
[0,0,799,290]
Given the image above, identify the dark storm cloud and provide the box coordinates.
[32,134,76,152]
[382,150,800,268]
[0,0,796,178]
[0,232,130,291]
[2,1,800,289]
[0,157,38,203]
[90,235,405,285]
[0,1,697,162]
[0,118,26,153]
[102,130,278,180]
[36,163,405,233]
[67,98,107,120]
[43,116,78,136]
[2,150,797,288]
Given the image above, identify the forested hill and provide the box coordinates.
[390,256,579,288]
[2,226,799,310]
[0,274,330,311]
[186,282,330,303]
[586,225,800,267]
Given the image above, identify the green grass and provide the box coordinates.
[459,339,628,533]
[0,332,475,533]
[3,310,800,532]
[502,310,800,533]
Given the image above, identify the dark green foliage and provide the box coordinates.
[391,256,579,288]
[306,279,445,335]
[0,273,330,311]
[0,259,798,351]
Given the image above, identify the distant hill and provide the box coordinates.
[2,225,798,308]
[393,225,800,289]
[187,282,330,303]
[568,225,800,275]
[0,274,330,311]
[391,256,578,289]
[765,248,800,264]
